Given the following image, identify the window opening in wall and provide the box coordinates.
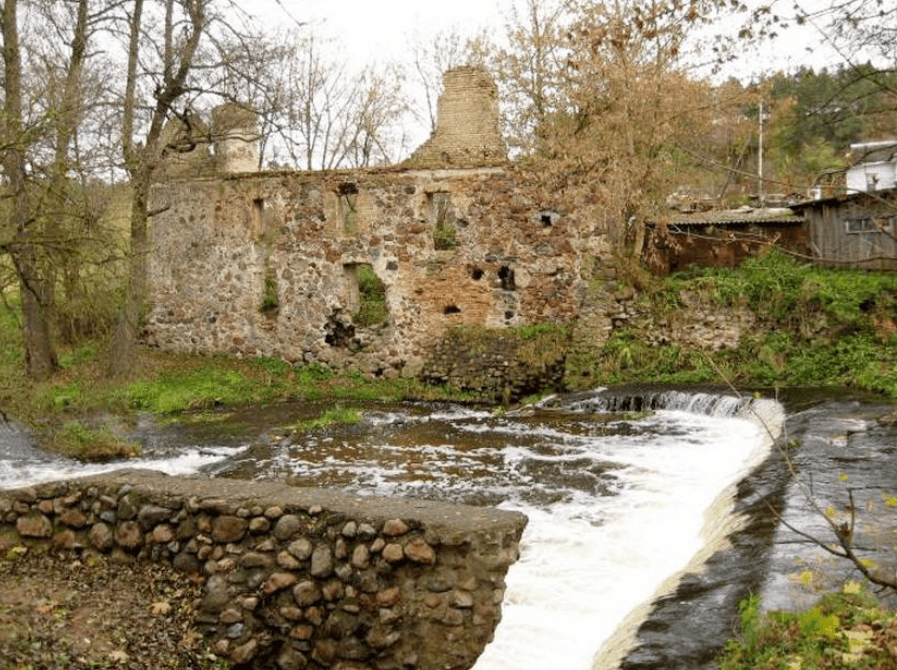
[498,265,516,291]
[429,192,457,250]
[350,263,388,328]
[253,198,265,229]
[444,305,461,314]
[845,216,894,234]
[259,264,278,315]
[471,268,484,281]
[535,210,559,227]
[338,183,359,235]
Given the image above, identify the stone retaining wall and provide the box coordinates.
[0,471,527,670]
[420,326,569,402]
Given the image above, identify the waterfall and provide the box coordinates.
[472,390,785,670]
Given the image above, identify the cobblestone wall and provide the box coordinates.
[145,166,608,378]
[0,471,526,670]
[420,326,569,402]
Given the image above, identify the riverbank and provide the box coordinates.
[3,250,896,464]
[0,549,215,670]
[0,388,894,668]
[566,250,897,399]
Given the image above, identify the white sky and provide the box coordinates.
[249,0,510,67]
[244,0,857,155]
[248,0,850,80]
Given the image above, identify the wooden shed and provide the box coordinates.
[790,188,897,270]
[643,207,808,275]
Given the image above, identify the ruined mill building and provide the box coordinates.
[146,67,611,379]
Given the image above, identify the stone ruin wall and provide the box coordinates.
[145,166,609,377]
[158,101,260,179]
[143,64,761,387]
[143,66,608,375]
[0,471,526,670]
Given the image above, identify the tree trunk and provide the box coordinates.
[106,173,149,379]
[13,246,59,380]
[108,0,204,377]
[2,0,59,380]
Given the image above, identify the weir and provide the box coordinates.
[4,388,892,670]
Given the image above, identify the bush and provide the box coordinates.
[718,585,896,670]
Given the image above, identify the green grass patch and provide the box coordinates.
[290,404,364,432]
[353,264,388,328]
[0,293,25,367]
[670,249,897,329]
[718,585,897,670]
[46,420,141,462]
[599,250,897,398]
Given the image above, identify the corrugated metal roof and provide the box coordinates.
[789,186,897,210]
[658,207,802,226]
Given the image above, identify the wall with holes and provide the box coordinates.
[145,165,610,377]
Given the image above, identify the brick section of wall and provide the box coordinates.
[0,471,526,670]
[407,67,506,168]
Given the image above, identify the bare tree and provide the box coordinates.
[235,29,412,171]
[108,0,281,374]
[0,0,58,380]
[410,27,493,134]
[343,64,413,168]
[1,0,105,379]
[495,0,571,156]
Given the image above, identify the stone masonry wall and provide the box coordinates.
[421,327,569,402]
[0,470,527,670]
[145,166,609,377]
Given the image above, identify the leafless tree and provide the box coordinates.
[0,0,108,380]
[410,27,493,135]
[228,29,411,171]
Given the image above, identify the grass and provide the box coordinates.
[589,250,897,398]
[718,584,897,669]
[353,264,388,328]
[288,404,364,432]
[0,289,486,460]
[3,247,897,460]
[45,421,141,462]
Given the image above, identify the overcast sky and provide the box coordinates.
[250,0,849,80]
[249,0,509,67]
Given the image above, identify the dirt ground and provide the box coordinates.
[0,549,222,670]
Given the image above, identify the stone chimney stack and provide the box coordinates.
[212,103,260,173]
[407,66,506,168]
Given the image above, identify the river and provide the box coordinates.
[1,386,895,669]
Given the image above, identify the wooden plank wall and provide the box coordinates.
[807,195,897,270]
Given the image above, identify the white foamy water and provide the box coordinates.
[224,395,782,670]
[0,423,248,489]
[472,409,772,670]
